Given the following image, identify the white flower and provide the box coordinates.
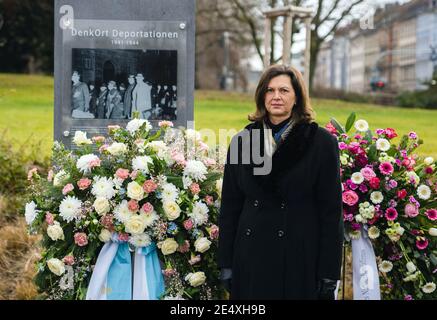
[216,178,223,197]
[163,295,185,300]
[417,185,431,200]
[424,157,434,166]
[422,282,436,294]
[59,196,82,222]
[125,215,147,235]
[126,119,152,134]
[76,154,100,174]
[185,129,201,142]
[188,201,209,226]
[378,260,393,273]
[370,191,384,204]
[93,197,111,215]
[113,177,124,190]
[98,229,112,242]
[376,138,391,151]
[161,238,179,255]
[351,172,364,185]
[25,201,40,225]
[161,183,179,202]
[405,171,420,186]
[163,201,181,221]
[146,141,169,159]
[183,160,207,182]
[129,233,151,248]
[354,119,369,132]
[47,222,64,241]
[53,170,70,187]
[72,131,92,146]
[429,228,437,237]
[182,175,193,190]
[368,226,380,239]
[349,230,361,240]
[194,237,211,253]
[107,142,128,156]
[185,271,206,287]
[91,176,116,199]
[132,155,153,173]
[406,261,416,273]
[127,181,145,201]
[141,211,159,228]
[114,200,133,223]
[47,258,65,276]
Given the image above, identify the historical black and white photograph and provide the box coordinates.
[71,49,178,120]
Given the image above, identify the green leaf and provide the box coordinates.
[330,118,345,134]
[345,112,356,133]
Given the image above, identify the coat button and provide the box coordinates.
[253,200,259,207]
[246,228,252,236]
[278,230,285,237]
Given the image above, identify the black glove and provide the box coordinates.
[220,268,232,293]
[317,278,337,300]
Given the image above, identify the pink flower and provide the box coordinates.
[92,136,106,143]
[348,142,361,154]
[385,208,398,221]
[376,128,385,135]
[62,183,74,195]
[100,214,114,231]
[171,151,186,166]
[204,195,214,206]
[425,166,433,174]
[116,168,130,180]
[118,233,129,242]
[408,131,417,139]
[416,238,429,250]
[74,232,88,247]
[203,158,216,166]
[359,184,368,193]
[158,121,174,128]
[45,212,54,225]
[128,200,139,212]
[397,189,407,200]
[27,168,38,181]
[63,255,75,266]
[141,202,154,214]
[47,169,54,182]
[198,141,209,151]
[99,144,109,153]
[107,125,121,132]
[404,295,413,301]
[360,167,376,181]
[338,142,348,150]
[425,209,437,221]
[188,255,202,265]
[379,162,394,175]
[342,190,359,206]
[369,177,380,189]
[325,123,337,135]
[183,219,194,230]
[130,170,139,179]
[385,128,397,139]
[143,180,157,193]
[354,134,362,140]
[351,222,361,231]
[177,240,190,253]
[189,183,201,195]
[77,178,92,190]
[162,268,176,277]
[209,224,219,240]
[89,158,101,169]
[405,203,419,218]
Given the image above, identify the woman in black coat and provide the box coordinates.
[218,65,344,300]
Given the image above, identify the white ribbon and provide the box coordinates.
[351,228,381,300]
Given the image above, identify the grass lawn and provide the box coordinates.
[1,73,437,160]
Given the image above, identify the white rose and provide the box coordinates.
[406,262,416,273]
[127,181,145,201]
[161,238,179,255]
[186,271,206,287]
[107,142,128,156]
[47,258,65,276]
[125,215,147,235]
[98,229,112,242]
[424,157,434,166]
[354,119,369,132]
[163,201,181,221]
[194,237,212,253]
[53,170,70,187]
[429,228,437,237]
[72,131,92,146]
[93,197,110,215]
[47,222,65,241]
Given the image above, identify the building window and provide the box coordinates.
[84,58,92,70]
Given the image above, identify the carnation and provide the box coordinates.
[342,190,359,206]
[422,282,436,294]
[354,119,369,132]
[74,232,88,246]
[379,260,393,273]
[91,176,116,199]
[114,200,134,223]
[115,168,130,180]
[385,208,398,221]
[368,226,380,239]
[143,180,158,193]
[376,138,391,151]
[126,119,152,134]
[370,191,384,204]
[77,178,92,190]
[59,196,82,222]
[417,185,431,200]
[351,172,364,185]
[360,167,376,181]
[76,154,101,174]
[183,160,208,182]
[379,162,394,176]
[25,201,40,225]
[425,209,437,221]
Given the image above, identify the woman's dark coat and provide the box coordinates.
[218,121,344,300]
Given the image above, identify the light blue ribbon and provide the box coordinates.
[107,242,132,300]
[141,243,165,300]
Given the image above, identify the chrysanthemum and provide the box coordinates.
[417,185,431,200]
[132,156,153,173]
[379,162,394,175]
[76,154,101,174]
[422,282,436,294]
[161,183,179,202]
[59,196,82,222]
[91,176,116,199]
[368,226,380,239]
[129,233,151,248]
[188,201,209,226]
[376,138,391,151]
[370,191,384,204]
[141,211,159,228]
[385,207,398,221]
[378,260,393,273]
[114,200,134,223]
[126,119,152,134]
[183,160,207,182]
[24,201,40,225]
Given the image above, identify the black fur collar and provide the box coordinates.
[244,120,319,195]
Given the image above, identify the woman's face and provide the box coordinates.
[264,74,296,123]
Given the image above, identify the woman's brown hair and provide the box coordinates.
[249,64,315,123]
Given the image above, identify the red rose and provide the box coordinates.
[369,177,380,189]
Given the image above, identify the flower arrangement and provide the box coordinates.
[25,119,225,300]
[327,113,437,299]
